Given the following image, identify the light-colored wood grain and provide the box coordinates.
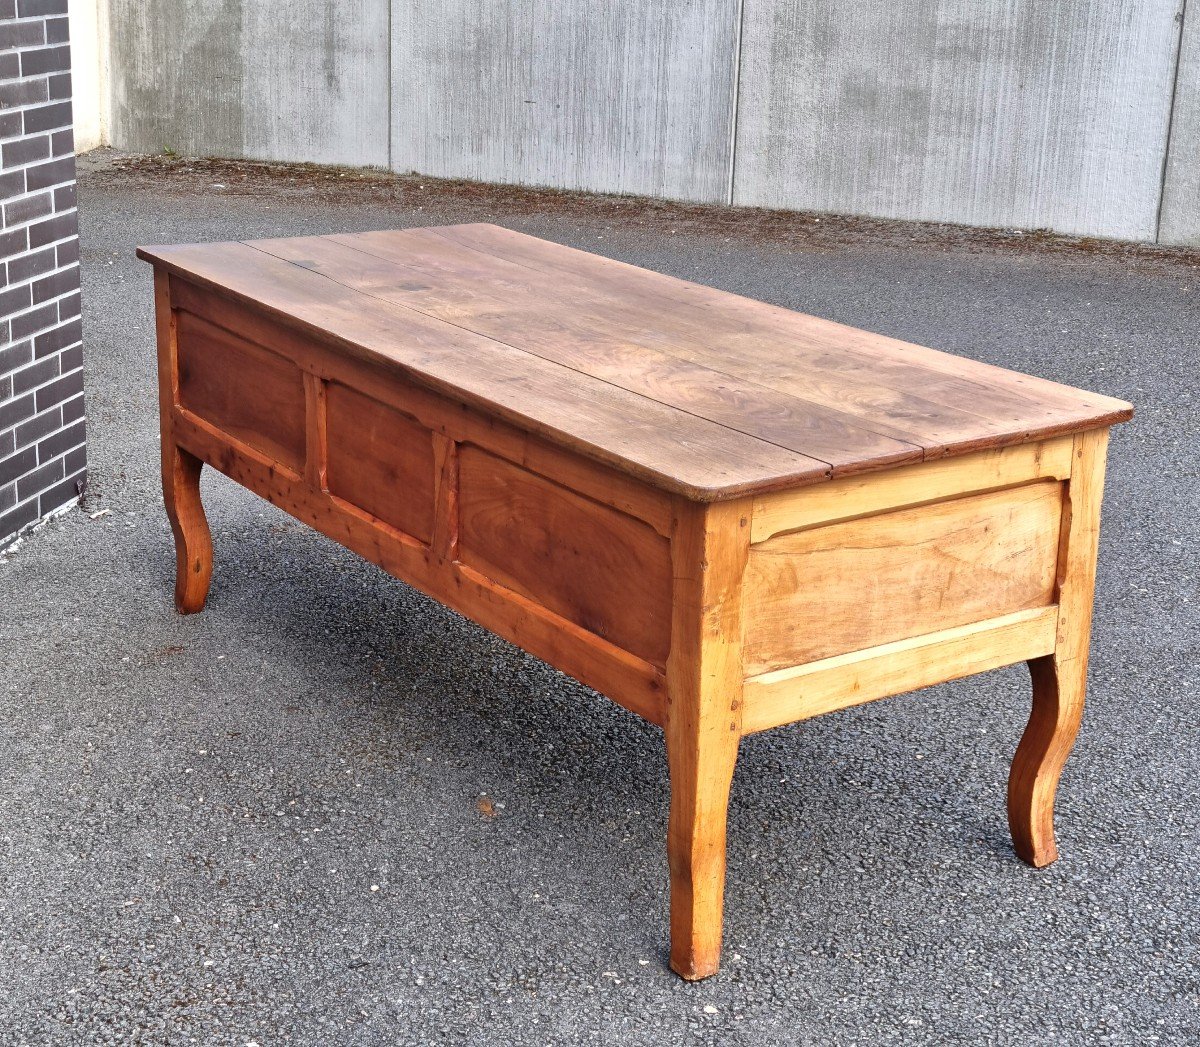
[664,498,749,980]
[1009,427,1110,867]
[325,382,437,545]
[145,244,832,502]
[418,224,1132,450]
[751,436,1074,543]
[139,229,1133,501]
[744,482,1063,673]
[258,233,924,476]
[458,446,673,666]
[265,225,1126,470]
[154,270,212,614]
[742,606,1059,734]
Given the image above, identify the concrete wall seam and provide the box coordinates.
[1159,0,1199,244]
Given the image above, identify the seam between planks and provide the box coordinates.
[427,225,1129,422]
[239,239,844,474]
[311,233,932,462]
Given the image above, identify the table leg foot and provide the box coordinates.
[163,442,212,614]
[1008,652,1086,868]
[665,719,739,980]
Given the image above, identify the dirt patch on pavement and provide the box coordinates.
[79,148,1200,274]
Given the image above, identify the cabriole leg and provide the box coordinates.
[1008,652,1086,866]
[1008,427,1109,868]
[163,442,212,614]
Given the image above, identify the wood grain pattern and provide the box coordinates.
[325,382,437,544]
[417,224,1133,447]
[458,446,673,666]
[664,498,749,980]
[170,276,679,537]
[431,432,459,561]
[743,482,1063,673]
[255,233,923,476]
[142,243,829,501]
[742,606,1058,734]
[170,405,667,725]
[1009,428,1109,867]
[175,309,307,472]
[279,223,1077,460]
[303,371,328,490]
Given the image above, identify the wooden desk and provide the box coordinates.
[139,224,1132,980]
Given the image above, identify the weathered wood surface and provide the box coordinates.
[664,500,748,980]
[744,481,1063,673]
[458,445,674,665]
[137,224,1131,502]
[742,607,1059,735]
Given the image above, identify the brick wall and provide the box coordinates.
[0,0,84,547]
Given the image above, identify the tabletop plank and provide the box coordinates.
[247,235,925,476]
[139,224,1132,500]
[138,240,831,500]
[425,224,1133,446]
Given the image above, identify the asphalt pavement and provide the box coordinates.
[1,150,1197,1045]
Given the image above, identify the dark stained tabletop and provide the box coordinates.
[139,224,1132,500]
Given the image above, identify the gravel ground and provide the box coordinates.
[1,150,1197,1045]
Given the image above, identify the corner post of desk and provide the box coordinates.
[1009,425,1112,867]
[152,268,212,614]
[663,494,751,980]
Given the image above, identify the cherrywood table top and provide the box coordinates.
[139,223,1132,501]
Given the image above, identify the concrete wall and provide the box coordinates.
[91,0,1199,245]
[734,0,1182,242]
[105,0,389,167]
[391,0,739,203]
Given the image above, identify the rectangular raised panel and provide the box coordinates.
[175,310,306,471]
[743,481,1063,674]
[458,446,673,665]
[325,383,436,544]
